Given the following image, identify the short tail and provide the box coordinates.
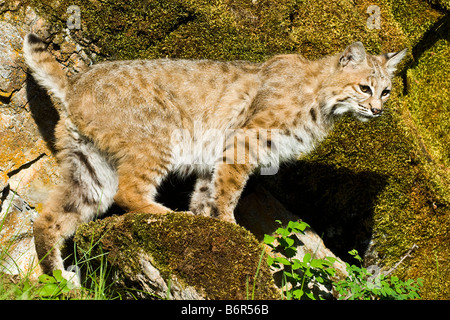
[23,33,68,103]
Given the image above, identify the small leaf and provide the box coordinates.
[287,221,309,234]
[305,291,316,300]
[285,237,295,247]
[38,274,55,284]
[278,257,291,266]
[325,256,339,264]
[409,291,420,299]
[293,289,304,299]
[39,284,60,297]
[325,268,336,277]
[287,221,299,231]
[310,259,326,269]
[61,283,72,294]
[348,249,362,262]
[303,253,311,264]
[264,234,275,245]
[292,259,302,270]
[283,270,299,282]
[52,269,64,282]
[278,237,292,248]
[276,227,291,237]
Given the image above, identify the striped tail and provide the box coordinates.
[23,33,68,104]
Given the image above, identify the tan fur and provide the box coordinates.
[23,33,406,279]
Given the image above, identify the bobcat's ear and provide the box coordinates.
[382,48,408,75]
[339,42,366,68]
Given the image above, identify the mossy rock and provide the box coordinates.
[28,0,449,299]
[29,0,409,61]
[74,212,279,300]
[388,0,445,46]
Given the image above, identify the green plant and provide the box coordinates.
[334,249,424,300]
[264,220,337,300]
[264,221,424,300]
[37,269,76,299]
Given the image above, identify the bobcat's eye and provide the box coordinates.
[381,89,391,97]
[359,85,372,95]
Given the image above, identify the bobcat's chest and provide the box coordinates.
[270,124,329,163]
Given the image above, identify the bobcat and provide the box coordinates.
[23,33,406,283]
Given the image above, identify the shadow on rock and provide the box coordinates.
[256,161,389,261]
[25,75,60,153]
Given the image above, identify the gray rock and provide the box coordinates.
[0,188,41,279]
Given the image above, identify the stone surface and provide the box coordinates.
[0,21,26,95]
[0,189,41,279]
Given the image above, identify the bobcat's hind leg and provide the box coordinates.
[34,139,118,284]
[113,156,172,214]
[33,188,83,285]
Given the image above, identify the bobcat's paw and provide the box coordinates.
[61,269,81,288]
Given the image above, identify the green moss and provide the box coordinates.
[75,213,278,300]
[405,39,450,170]
[387,0,444,46]
[30,0,409,62]
[398,36,450,300]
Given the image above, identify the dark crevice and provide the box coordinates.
[0,93,12,105]
[0,184,11,213]
[411,14,449,68]
[398,14,449,96]
[7,153,46,178]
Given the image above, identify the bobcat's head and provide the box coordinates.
[327,42,407,122]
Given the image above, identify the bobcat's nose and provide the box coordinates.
[371,107,382,116]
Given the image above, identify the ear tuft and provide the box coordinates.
[383,48,408,75]
[339,42,367,68]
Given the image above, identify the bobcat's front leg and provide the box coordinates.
[210,163,252,223]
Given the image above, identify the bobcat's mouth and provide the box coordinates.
[355,104,377,121]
